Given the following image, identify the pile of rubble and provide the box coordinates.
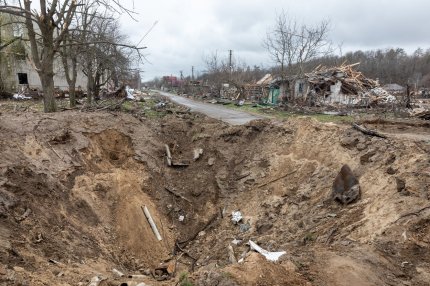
[365,87,397,104]
[304,63,403,106]
[306,63,379,95]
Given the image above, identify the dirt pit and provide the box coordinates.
[0,108,429,286]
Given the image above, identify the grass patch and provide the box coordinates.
[179,272,193,286]
[224,103,354,123]
[224,103,292,119]
[304,113,354,123]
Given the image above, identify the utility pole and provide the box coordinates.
[228,50,233,80]
[191,66,194,80]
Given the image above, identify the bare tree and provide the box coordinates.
[263,10,297,77]
[78,14,136,103]
[264,10,332,77]
[0,0,79,112]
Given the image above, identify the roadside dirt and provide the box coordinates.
[0,104,429,286]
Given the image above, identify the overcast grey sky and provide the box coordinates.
[119,0,430,81]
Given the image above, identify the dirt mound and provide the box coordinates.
[0,110,429,286]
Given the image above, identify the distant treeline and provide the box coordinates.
[301,48,430,88]
[148,47,430,89]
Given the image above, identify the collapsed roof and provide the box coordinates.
[305,63,379,95]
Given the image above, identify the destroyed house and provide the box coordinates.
[265,64,379,105]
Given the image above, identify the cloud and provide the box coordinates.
[118,0,430,81]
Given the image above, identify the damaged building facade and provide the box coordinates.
[264,64,380,106]
[0,13,87,93]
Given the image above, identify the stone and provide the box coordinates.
[208,157,215,166]
[396,177,406,192]
[332,164,361,204]
[360,149,377,164]
[340,137,359,149]
[356,143,367,151]
[386,167,397,175]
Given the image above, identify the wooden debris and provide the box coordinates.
[174,240,197,272]
[178,213,218,246]
[171,160,190,167]
[48,259,65,267]
[257,170,297,188]
[394,205,430,223]
[236,172,251,181]
[164,187,192,203]
[228,245,237,264]
[165,144,190,167]
[306,63,378,95]
[352,123,387,139]
[16,208,31,222]
[47,142,63,160]
[141,206,162,241]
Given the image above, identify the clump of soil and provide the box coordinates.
[0,108,429,286]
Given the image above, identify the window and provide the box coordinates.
[17,73,28,85]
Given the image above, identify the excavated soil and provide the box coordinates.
[0,107,429,286]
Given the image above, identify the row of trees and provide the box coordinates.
[200,50,267,94]
[0,0,144,112]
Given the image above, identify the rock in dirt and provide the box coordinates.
[193,148,203,161]
[396,177,406,192]
[360,149,377,164]
[331,164,360,204]
[395,177,410,196]
[208,157,215,166]
[340,137,359,149]
[386,166,397,175]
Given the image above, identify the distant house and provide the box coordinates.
[243,73,272,102]
[0,13,87,92]
[162,76,182,88]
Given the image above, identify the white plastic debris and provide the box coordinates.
[231,239,242,245]
[248,240,286,262]
[13,93,31,100]
[88,275,103,286]
[178,215,185,222]
[155,102,166,108]
[112,268,125,277]
[125,86,135,100]
[231,211,243,224]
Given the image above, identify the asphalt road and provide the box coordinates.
[158,91,264,125]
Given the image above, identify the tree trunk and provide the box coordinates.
[87,74,94,104]
[69,84,76,108]
[40,71,57,112]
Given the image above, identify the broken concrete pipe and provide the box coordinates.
[141,205,162,241]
